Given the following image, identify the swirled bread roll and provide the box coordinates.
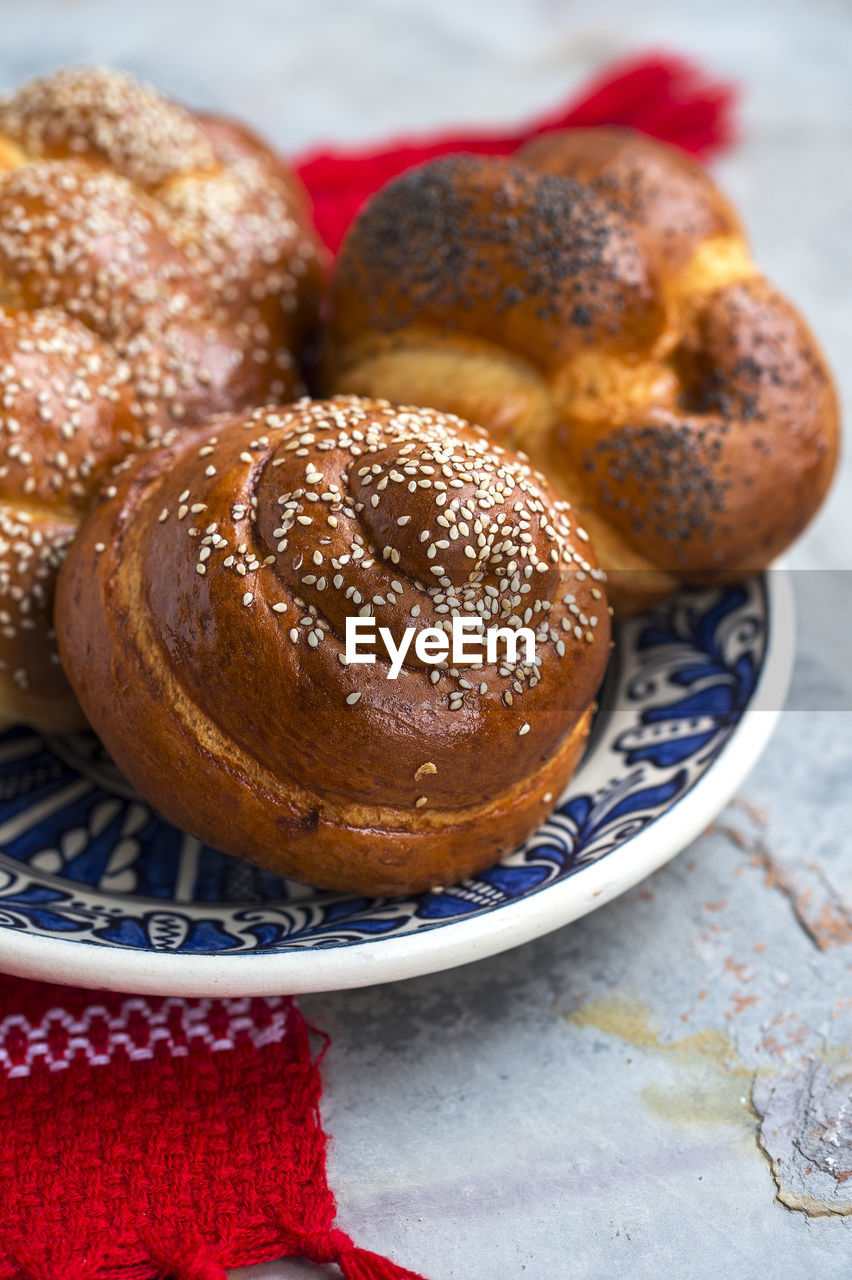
[0,66,324,728]
[328,128,839,612]
[56,396,610,895]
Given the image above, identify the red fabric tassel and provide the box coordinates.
[281,1225,427,1279]
[338,1246,429,1280]
[296,51,737,251]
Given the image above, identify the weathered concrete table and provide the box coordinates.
[6,0,850,1273]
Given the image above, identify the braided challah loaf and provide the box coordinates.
[56,396,610,895]
[0,66,324,728]
[328,128,839,612]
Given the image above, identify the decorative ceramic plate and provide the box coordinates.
[0,570,792,995]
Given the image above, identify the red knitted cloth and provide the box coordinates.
[0,52,735,1280]
[296,51,736,251]
[0,977,425,1280]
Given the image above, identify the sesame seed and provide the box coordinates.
[346,691,361,705]
[518,723,530,736]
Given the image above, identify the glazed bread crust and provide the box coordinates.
[56,396,610,895]
[328,128,839,612]
[0,67,325,728]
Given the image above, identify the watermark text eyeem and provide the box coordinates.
[345,616,536,679]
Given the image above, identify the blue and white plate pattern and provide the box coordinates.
[0,573,791,994]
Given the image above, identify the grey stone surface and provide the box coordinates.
[3,0,851,1275]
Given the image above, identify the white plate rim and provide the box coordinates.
[0,568,794,997]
